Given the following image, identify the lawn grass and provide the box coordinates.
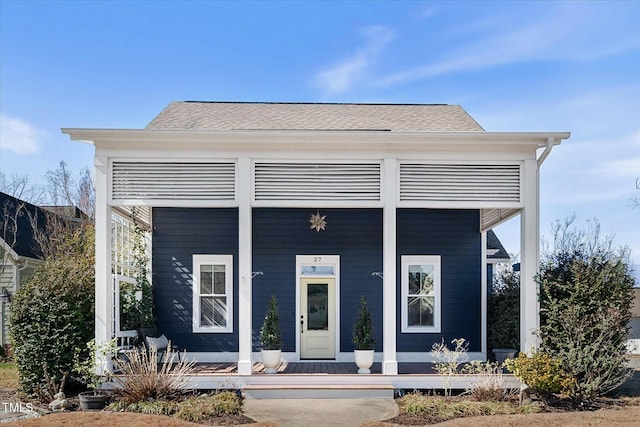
[0,362,19,389]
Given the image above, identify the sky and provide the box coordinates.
[1,1,639,272]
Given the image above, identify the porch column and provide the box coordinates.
[94,156,113,362]
[237,157,253,375]
[520,159,540,353]
[382,158,398,375]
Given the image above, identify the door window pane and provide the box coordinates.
[307,284,328,330]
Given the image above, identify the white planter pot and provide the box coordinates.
[354,349,374,374]
[492,348,517,365]
[261,349,281,374]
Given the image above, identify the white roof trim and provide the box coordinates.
[62,128,570,149]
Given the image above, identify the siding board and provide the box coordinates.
[396,209,482,352]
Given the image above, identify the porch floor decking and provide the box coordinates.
[192,362,437,375]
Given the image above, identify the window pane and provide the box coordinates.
[200,265,213,294]
[307,284,328,330]
[201,296,227,327]
[408,264,434,295]
[213,264,226,294]
[407,296,434,327]
[301,265,335,276]
[200,296,214,326]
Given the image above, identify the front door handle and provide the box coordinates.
[300,315,304,333]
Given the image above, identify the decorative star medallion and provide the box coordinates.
[309,210,327,232]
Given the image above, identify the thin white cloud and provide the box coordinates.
[315,26,395,95]
[377,4,640,86]
[0,114,46,155]
[595,157,640,180]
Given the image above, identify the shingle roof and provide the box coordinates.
[0,193,85,260]
[487,229,510,261]
[146,101,485,132]
[0,192,49,260]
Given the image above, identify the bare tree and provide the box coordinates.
[0,172,45,205]
[44,161,95,220]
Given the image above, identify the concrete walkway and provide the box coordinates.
[243,398,398,427]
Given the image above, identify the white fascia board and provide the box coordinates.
[63,128,570,151]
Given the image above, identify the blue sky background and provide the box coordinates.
[1,1,639,272]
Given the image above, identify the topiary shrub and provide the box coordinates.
[9,226,94,400]
[260,295,282,350]
[352,296,375,350]
[538,217,636,402]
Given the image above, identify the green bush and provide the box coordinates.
[504,352,574,397]
[352,296,375,350]
[9,226,94,400]
[538,218,635,401]
[487,268,519,352]
[260,295,282,350]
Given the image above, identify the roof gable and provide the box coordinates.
[146,101,485,132]
[0,193,85,260]
[0,192,49,260]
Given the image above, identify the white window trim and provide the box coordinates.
[192,254,233,333]
[401,255,441,333]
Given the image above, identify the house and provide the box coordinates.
[0,193,47,345]
[63,101,568,387]
[486,229,511,293]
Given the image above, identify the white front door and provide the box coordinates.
[300,277,336,359]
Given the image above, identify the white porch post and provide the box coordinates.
[94,156,113,356]
[480,230,488,358]
[382,158,398,375]
[520,159,540,353]
[237,157,253,375]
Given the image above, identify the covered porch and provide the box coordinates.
[181,362,522,398]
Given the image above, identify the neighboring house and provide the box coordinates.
[0,193,48,345]
[63,101,568,384]
[486,229,511,292]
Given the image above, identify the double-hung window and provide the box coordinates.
[193,255,233,333]
[401,255,441,333]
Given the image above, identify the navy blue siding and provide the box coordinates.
[252,208,383,352]
[152,208,239,352]
[396,209,482,352]
[151,207,482,355]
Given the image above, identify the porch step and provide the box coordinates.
[243,384,395,399]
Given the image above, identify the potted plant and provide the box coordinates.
[260,295,282,374]
[74,338,116,410]
[352,296,375,374]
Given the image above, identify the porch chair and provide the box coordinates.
[138,327,182,363]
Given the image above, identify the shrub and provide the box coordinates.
[9,226,94,400]
[431,338,468,397]
[352,296,375,350]
[112,345,196,404]
[487,268,520,352]
[461,360,508,401]
[538,217,635,401]
[504,352,574,397]
[396,392,536,423]
[260,295,282,350]
[109,391,241,422]
[175,392,241,421]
